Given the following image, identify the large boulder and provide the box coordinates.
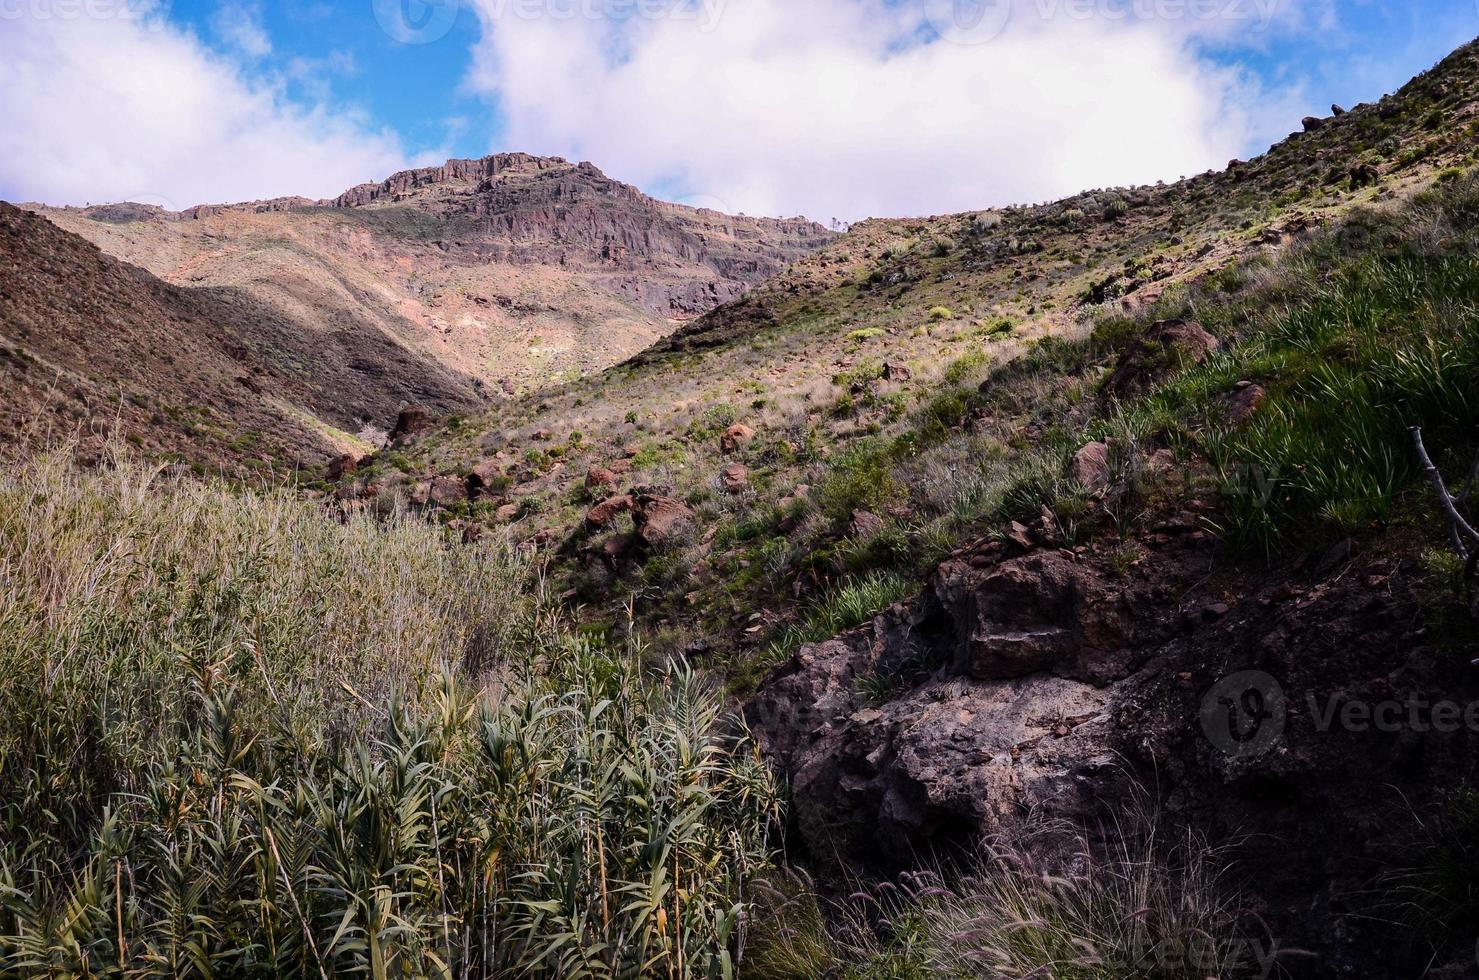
[1101,319,1219,398]
[935,551,1140,684]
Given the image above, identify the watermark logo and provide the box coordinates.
[919,0,1283,45]
[373,0,459,44]
[920,0,1012,45]
[1200,670,1286,758]
[1220,462,1281,510]
[0,0,170,26]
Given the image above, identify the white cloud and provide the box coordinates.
[0,5,426,207]
[211,1,272,59]
[465,0,1313,220]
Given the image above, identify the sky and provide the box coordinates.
[0,0,1474,221]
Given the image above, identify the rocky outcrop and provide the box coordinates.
[1101,319,1219,398]
[389,405,432,446]
[632,493,695,547]
[329,154,833,319]
[747,524,1476,977]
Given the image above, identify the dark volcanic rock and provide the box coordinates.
[1101,319,1219,398]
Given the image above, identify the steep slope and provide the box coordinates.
[358,41,1479,976]
[0,202,479,471]
[31,154,834,397]
[380,41,1479,597]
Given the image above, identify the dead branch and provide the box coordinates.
[1411,427,1479,562]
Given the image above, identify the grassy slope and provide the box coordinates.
[379,42,1479,685]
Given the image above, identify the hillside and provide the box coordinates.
[0,201,475,472]
[30,153,833,401]
[381,41,1479,640]
[346,40,1479,976]
[5,30,1479,980]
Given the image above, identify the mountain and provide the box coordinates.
[3,154,832,469]
[5,35,1479,980]
[30,153,832,401]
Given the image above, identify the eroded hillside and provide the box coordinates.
[373,41,1479,677]
[31,154,833,400]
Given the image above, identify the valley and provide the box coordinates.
[2,33,1479,980]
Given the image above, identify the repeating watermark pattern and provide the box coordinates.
[1220,462,1282,510]
[374,0,728,43]
[1129,934,1282,979]
[1203,670,1479,757]
[1200,670,1287,758]
[0,0,168,24]
[373,0,460,43]
[919,0,1013,45]
[919,0,1284,46]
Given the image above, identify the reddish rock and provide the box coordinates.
[586,465,620,490]
[848,509,885,540]
[1069,441,1112,494]
[389,405,431,445]
[429,476,468,506]
[467,459,504,496]
[1005,520,1035,551]
[586,495,635,527]
[633,494,695,547]
[1220,382,1267,426]
[326,453,361,480]
[494,503,520,523]
[721,463,749,493]
[1302,115,1326,132]
[882,361,912,382]
[1145,448,1178,476]
[608,458,634,475]
[721,423,756,453]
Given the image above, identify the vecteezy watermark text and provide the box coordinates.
[1203,669,1479,758]
[0,0,166,22]
[920,0,1284,46]
[374,0,726,44]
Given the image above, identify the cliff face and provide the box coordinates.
[326,154,833,317]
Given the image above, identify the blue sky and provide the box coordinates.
[1,0,1475,219]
